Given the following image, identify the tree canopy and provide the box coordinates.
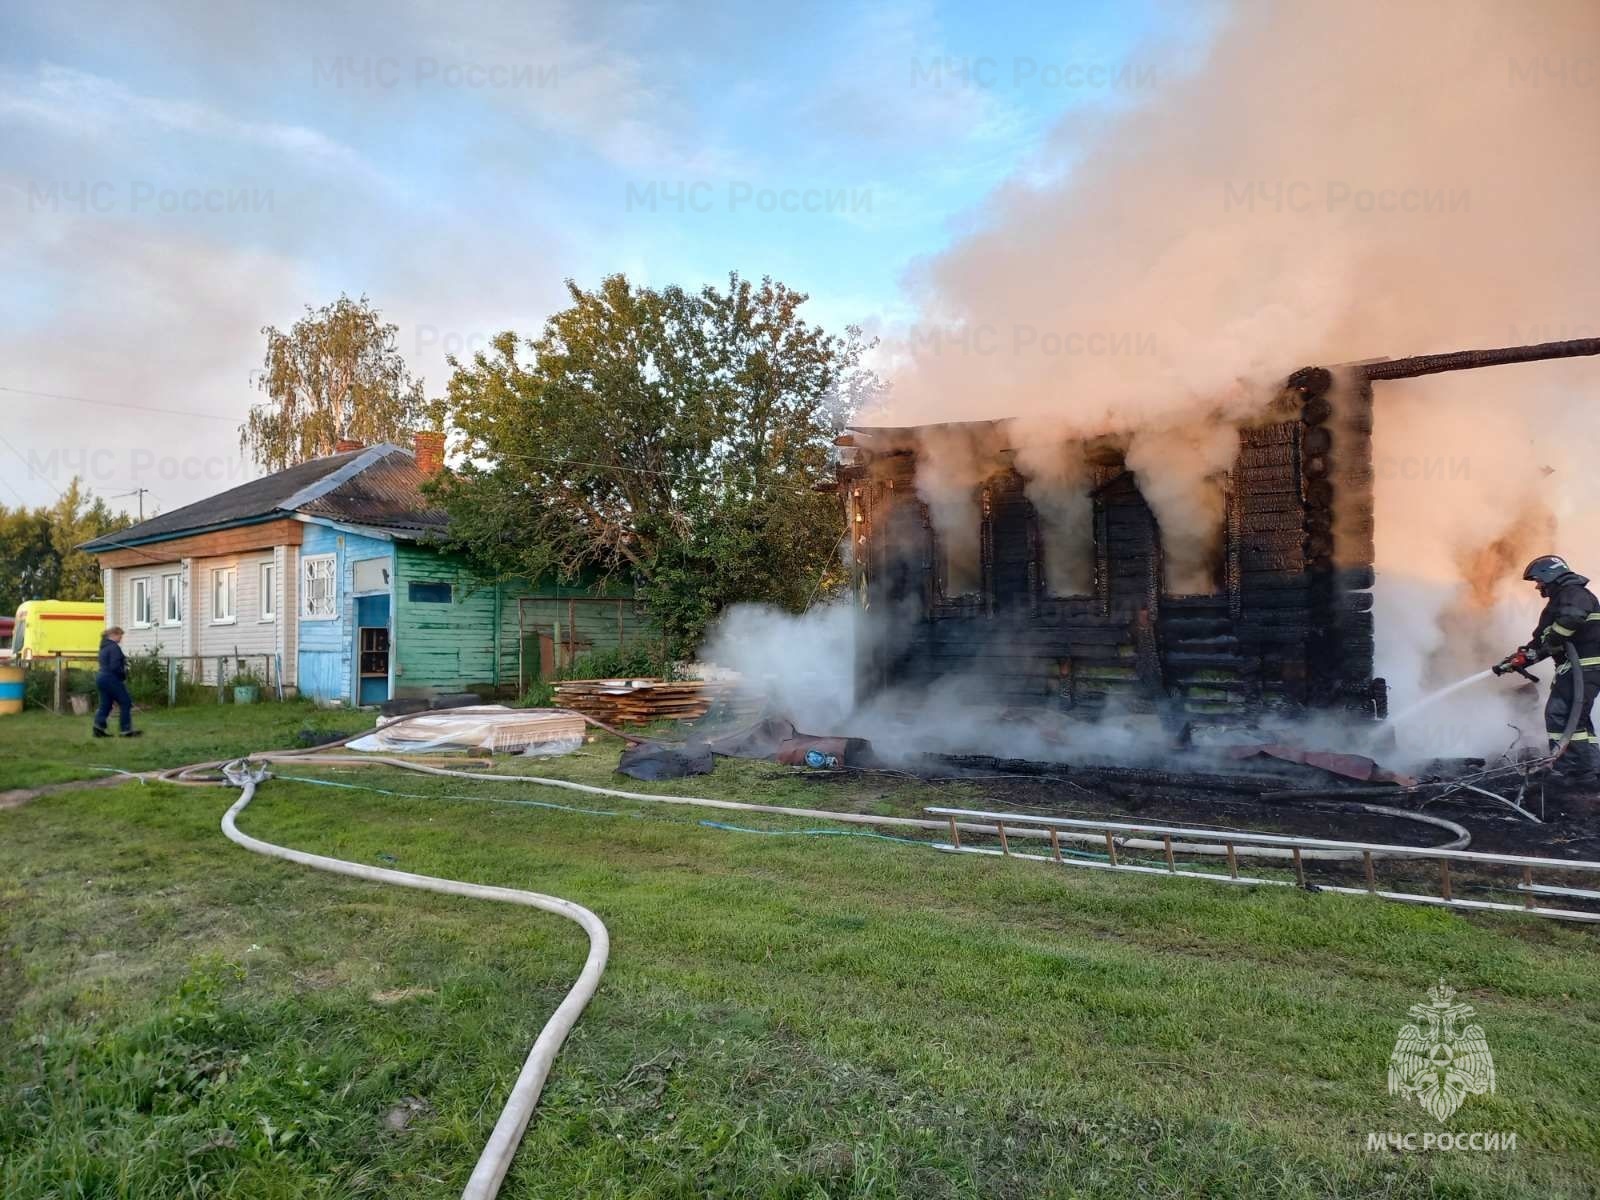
[0,480,132,614]
[242,294,437,471]
[433,272,871,653]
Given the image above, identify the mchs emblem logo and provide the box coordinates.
[1387,980,1496,1122]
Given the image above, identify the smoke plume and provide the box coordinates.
[1125,420,1239,593]
[1013,434,1094,594]
[703,1,1599,764]
[854,0,1600,757]
[910,421,1012,593]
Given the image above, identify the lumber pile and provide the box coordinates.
[553,678,735,726]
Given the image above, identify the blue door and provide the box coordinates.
[355,594,391,705]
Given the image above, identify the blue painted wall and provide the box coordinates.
[296,523,394,704]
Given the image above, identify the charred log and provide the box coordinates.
[1360,337,1600,380]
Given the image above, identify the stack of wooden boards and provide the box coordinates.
[369,706,586,754]
[553,678,738,726]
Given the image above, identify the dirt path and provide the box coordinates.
[0,773,139,811]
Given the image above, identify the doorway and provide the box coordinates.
[355,594,391,705]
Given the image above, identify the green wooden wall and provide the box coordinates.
[392,542,652,698]
[498,585,651,690]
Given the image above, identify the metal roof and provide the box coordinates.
[297,449,450,539]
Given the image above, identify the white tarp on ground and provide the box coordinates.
[346,706,587,756]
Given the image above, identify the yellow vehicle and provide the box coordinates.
[9,600,106,661]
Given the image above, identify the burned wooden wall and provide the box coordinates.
[839,366,1385,725]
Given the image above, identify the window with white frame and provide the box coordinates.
[131,577,154,627]
[211,567,237,624]
[163,574,182,626]
[259,562,276,622]
[301,554,337,620]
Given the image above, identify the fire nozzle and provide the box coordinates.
[1492,646,1539,682]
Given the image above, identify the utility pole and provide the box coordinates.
[111,487,150,519]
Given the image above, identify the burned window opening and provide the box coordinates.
[1091,468,1162,621]
[983,472,1040,616]
[932,498,983,603]
[877,498,932,617]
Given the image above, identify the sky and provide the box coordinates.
[0,0,1205,516]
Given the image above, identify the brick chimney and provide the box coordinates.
[335,438,365,453]
[413,431,446,477]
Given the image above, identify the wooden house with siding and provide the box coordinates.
[82,434,649,705]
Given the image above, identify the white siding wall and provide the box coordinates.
[277,545,299,688]
[114,559,185,657]
[194,552,281,667]
[178,559,197,657]
[99,546,303,687]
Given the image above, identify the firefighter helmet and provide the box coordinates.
[1523,555,1572,585]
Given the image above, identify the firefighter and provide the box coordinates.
[1494,555,1600,784]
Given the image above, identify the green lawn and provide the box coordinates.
[0,702,371,791]
[1,705,1598,1198]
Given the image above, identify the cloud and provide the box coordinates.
[0,213,310,512]
[796,1,1026,154]
[0,64,369,171]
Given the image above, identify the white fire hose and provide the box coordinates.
[240,751,1472,860]
[194,740,1469,1197]
[219,761,608,1200]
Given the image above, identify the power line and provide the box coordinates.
[108,487,153,520]
[486,448,835,499]
[0,384,247,424]
[0,380,843,566]
[0,431,186,567]
[0,461,30,506]
[803,535,845,612]
[2,381,841,495]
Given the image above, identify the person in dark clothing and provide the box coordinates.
[1495,556,1600,783]
[93,626,141,738]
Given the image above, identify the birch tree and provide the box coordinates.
[242,295,435,470]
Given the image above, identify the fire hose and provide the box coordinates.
[1553,641,1586,761]
[219,761,607,1200]
[162,712,1471,1196]
[1494,641,1584,761]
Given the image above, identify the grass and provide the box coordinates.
[2,706,1598,1197]
[0,702,370,791]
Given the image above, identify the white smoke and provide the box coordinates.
[871,0,1600,759]
[1125,419,1241,593]
[707,0,1600,762]
[699,603,858,733]
[911,422,1012,593]
[1012,434,1095,594]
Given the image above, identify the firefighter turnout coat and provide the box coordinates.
[1531,570,1600,767]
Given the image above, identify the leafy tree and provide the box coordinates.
[51,480,133,599]
[0,479,132,613]
[242,294,437,471]
[434,272,872,654]
[0,507,54,615]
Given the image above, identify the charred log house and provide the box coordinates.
[837,338,1600,726]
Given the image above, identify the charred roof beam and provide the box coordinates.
[1359,336,1600,381]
